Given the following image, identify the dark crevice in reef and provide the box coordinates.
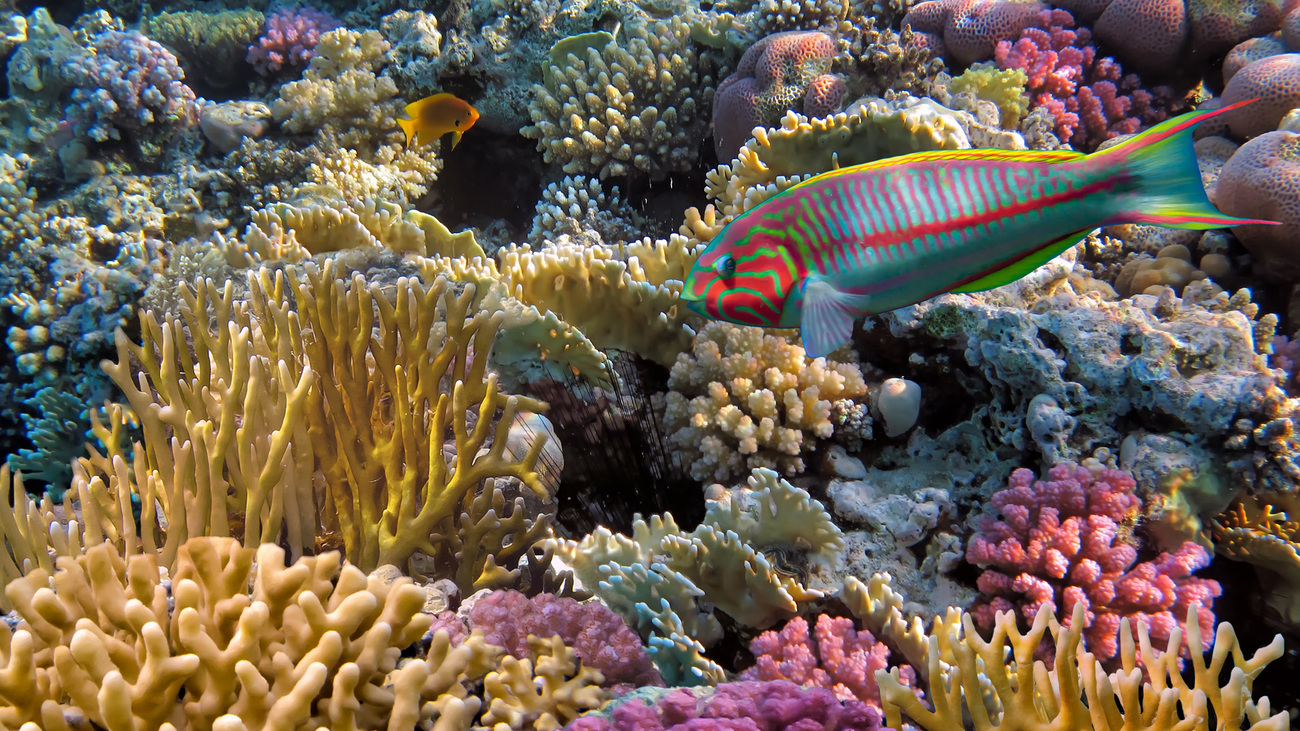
[421,130,544,238]
[527,352,703,538]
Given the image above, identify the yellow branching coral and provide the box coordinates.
[480,635,607,730]
[266,261,548,580]
[0,538,507,730]
[877,601,1288,731]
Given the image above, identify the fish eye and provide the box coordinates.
[714,254,737,277]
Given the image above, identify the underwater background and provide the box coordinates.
[0,0,1297,727]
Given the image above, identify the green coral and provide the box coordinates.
[143,10,265,90]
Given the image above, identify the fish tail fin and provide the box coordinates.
[397,118,417,146]
[1093,99,1278,229]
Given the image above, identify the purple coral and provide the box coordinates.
[966,463,1222,662]
[468,590,662,687]
[64,30,197,142]
[246,7,340,76]
[740,615,915,708]
[712,31,845,162]
[563,680,887,731]
[902,0,1047,66]
[995,9,1167,150]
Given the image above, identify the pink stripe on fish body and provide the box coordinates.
[782,157,1119,303]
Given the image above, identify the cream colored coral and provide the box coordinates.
[523,18,715,180]
[662,321,868,481]
[0,538,506,730]
[272,29,401,145]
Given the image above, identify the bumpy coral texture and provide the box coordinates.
[468,591,663,687]
[64,29,197,142]
[1223,35,1286,84]
[1093,0,1188,75]
[1187,0,1283,57]
[524,18,714,180]
[966,463,1222,661]
[661,322,868,482]
[564,680,887,730]
[902,0,1047,66]
[741,615,916,708]
[1214,130,1300,283]
[247,6,340,75]
[1222,53,1300,138]
[995,9,1165,150]
[712,31,846,162]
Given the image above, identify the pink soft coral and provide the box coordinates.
[741,614,916,707]
[995,9,1169,150]
[967,463,1221,661]
[246,7,340,76]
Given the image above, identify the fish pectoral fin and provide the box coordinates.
[800,276,869,359]
[952,230,1090,293]
[449,130,464,149]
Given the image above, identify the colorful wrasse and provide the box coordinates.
[398,93,479,149]
[681,100,1277,359]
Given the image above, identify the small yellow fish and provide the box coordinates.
[397,93,479,149]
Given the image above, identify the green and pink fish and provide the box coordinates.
[681,100,1277,358]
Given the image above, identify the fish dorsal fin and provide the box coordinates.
[952,230,1090,293]
[800,275,871,358]
[791,148,1085,192]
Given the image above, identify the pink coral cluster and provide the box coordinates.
[563,681,887,731]
[246,7,340,76]
[995,9,1167,150]
[712,31,846,162]
[467,590,662,687]
[967,463,1221,661]
[740,615,916,707]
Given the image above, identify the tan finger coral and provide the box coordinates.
[0,537,506,730]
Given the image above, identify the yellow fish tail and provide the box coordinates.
[397,117,418,146]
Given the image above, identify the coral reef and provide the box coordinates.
[967,462,1222,661]
[64,28,197,143]
[994,9,1166,150]
[903,0,1047,66]
[247,6,340,76]
[661,321,869,481]
[712,30,846,162]
[1214,130,1300,283]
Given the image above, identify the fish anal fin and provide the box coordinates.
[801,276,870,358]
[952,230,1089,293]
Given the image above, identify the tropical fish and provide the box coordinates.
[398,93,479,149]
[681,100,1277,359]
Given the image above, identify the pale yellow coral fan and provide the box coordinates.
[480,635,607,730]
[1212,495,1300,626]
[661,321,868,481]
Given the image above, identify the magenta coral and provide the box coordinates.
[966,463,1222,661]
[712,31,844,162]
[468,590,662,687]
[995,9,1166,150]
[562,680,887,731]
[246,7,340,76]
[741,615,915,708]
